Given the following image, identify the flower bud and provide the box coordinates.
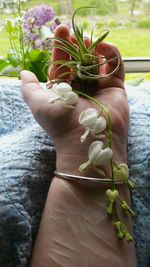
[113,163,129,182]
[106,189,119,202]
[121,201,135,217]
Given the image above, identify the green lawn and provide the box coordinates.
[106,27,150,80]
[1,26,149,57]
[106,28,150,57]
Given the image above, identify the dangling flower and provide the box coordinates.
[113,163,129,182]
[106,189,119,215]
[121,201,135,217]
[48,82,78,108]
[79,141,113,173]
[79,108,106,142]
[114,220,133,242]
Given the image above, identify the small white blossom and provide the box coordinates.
[79,141,113,172]
[48,82,78,108]
[79,108,106,142]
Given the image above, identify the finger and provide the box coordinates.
[20,70,48,112]
[97,42,125,88]
[48,24,71,80]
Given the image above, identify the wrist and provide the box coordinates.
[54,140,127,177]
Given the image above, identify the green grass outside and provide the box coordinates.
[106,27,150,80]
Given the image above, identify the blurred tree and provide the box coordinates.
[130,0,136,19]
[73,0,118,16]
[58,0,73,15]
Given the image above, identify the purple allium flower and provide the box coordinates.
[23,4,55,29]
[34,39,43,49]
[22,4,55,49]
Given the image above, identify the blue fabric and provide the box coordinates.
[0,80,56,267]
[0,79,149,267]
[126,82,150,267]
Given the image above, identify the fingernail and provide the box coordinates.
[20,71,24,81]
[20,70,31,80]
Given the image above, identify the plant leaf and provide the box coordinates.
[0,57,11,74]
[7,50,19,67]
[126,77,144,86]
[72,7,96,56]
[51,37,80,60]
[51,44,80,61]
[88,30,109,52]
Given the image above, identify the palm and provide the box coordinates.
[21,25,129,173]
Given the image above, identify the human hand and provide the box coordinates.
[24,25,137,267]
[21,24,129,176]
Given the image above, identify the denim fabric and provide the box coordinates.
[126,82,150,267]
[0,79,149,267]
[0,80,56,267]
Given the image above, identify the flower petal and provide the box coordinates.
[88,141,104,162]
[48,95,60,103]
[93,116,106,134]
[79,108,98,128]
[63,91,78,105]
[80,128,90,143]
[56,82,72,96]
[94,147,113,166]
[79,160,91,172]
[94,166,105,176]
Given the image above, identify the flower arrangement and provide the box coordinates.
[0,0,65,81]
[48,6,136,242]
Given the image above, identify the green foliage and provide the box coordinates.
[96,0,118,15]
[138,17,150,29]
[109,20,118,28]
[96,21,106,29]
[0,57,11,74]
[52,7,114,82]
[82,20,89,30]
[28,50,49,82]
[126,76,144,86]
[73,0,118,16]
[7,50,19,67]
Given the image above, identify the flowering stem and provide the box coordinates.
[8,35,20,63]
[17,0,26,69]
[74,90,115,190]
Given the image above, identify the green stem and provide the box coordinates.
[75,90,115,190]
[17,0,26,69]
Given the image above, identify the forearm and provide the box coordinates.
[29,175,137,267]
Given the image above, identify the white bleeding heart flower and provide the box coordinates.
[54,82,72,95]
[94,147,113,166]
[79,141,113,172]
[48,82,78,108]
[79,108,106,142]
[79,108,98,128]
[88,141,104,163]
[63,91,78,105]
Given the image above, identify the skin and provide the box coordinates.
[21,25,137,267]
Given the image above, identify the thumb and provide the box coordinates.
[20,70,49,114]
